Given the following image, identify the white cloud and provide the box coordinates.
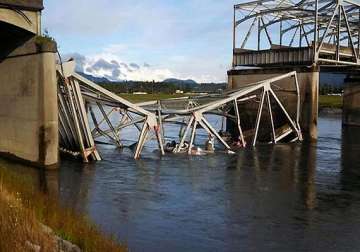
[64,52,176,82]
[43,0,238,83]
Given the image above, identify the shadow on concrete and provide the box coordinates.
[0,21,33,61]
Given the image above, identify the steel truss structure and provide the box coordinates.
[142,71,302,154]
[57,61,164,161]
[234,0,360,66]
[57,61,302,161]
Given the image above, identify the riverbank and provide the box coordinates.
[319,95,342,109]
[319,95,343,115]
[0,165,127,252]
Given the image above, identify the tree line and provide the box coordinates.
[97,80,226,94]
[319,84,343,95]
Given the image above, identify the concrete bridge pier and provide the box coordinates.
[0,38,58,168]
[343,76,360,127]
[0,1,59,168]
[228,66,319,141]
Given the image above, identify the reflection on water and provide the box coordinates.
[1,115,360,251]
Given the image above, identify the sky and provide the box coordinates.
[42,0,242,83]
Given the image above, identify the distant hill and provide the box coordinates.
[77,72,113,83]
[76,73,199,86]
[76,72,227,93]
[163,78,198,85]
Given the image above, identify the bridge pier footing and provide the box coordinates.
[228,66,319,142]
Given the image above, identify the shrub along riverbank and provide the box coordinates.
[319,95,343,110]
[0,165,127,252]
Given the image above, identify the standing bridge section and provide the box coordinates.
[229,0,360,139]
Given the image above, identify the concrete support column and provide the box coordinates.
[38,51,59,167]
[0,37,58,168]
[300,68,319,141]
[227,66,319,142]
[343,80,360,126]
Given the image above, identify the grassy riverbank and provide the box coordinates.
[319,95,343,109]
[0,186,55,251]
[0,165,126,252]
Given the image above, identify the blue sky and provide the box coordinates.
[42,0,242,82]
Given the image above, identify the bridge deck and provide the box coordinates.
[233,43,358,67]
[234,47,313,67]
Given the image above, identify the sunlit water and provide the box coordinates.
[1,115,360,252]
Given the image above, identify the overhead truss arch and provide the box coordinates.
[233,0,360,66]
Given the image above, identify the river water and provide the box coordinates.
[1,115,360,252]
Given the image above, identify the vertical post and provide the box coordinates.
[176,116,194,153]
[65,79,88,162]
[293,74,303,141]
[253,89,265,146]
[155,127,165,156]
[258,16,261,51]
[358,9,360,58]
[233,6,236,67]
[299,21,303,48]
[294,73,301,130]
[157,100,164,144]
[266,92,276,144]
[73,80,101,160]
[134,121,148,159]
[280,19,283,46]
[261,17,273,46]
[337,5,342,62]
[188,121,198,155]
[234,99,245,146]
[314,0,318,62]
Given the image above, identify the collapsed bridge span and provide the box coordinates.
[57,60,302,161]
